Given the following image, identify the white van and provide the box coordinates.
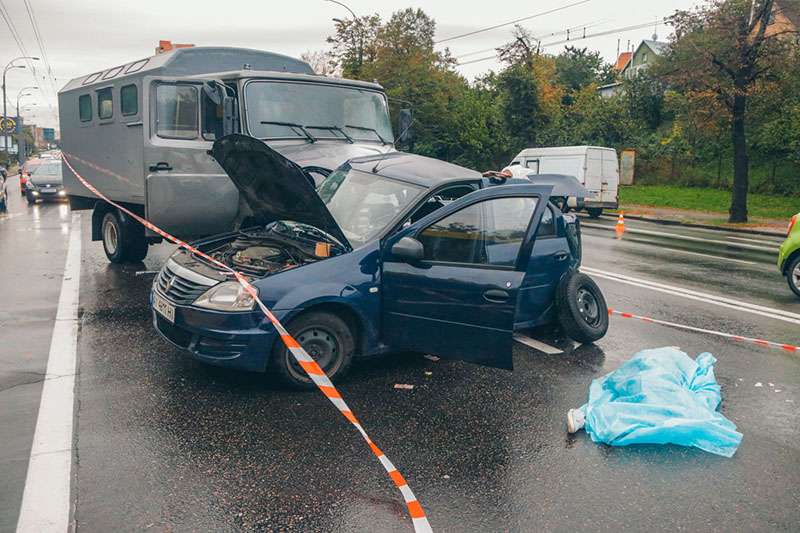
[509,146,619,217]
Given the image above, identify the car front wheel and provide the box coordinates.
[269,311,354,390]
[787,256,800,299]
[556,271,609,344]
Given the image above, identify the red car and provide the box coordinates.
[19,158,42,195]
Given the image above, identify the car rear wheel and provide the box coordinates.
[556,270,609,344]
[788,256,800,299]
[269,311,354,390]
[587,208,603,218]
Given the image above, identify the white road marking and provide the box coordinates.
[582,266,800,325]
[513,334,563,354]
[582,234,758,265]
[16,214,81,533]
[581,222,778,252]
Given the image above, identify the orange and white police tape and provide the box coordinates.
[608,308,799,353]
[60,153,433,533]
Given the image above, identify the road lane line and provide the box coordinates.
[581,222,778,252]
[513,334,563,354]
[581,235,758,265]
[16,213,81,533]
[582,267,800,320]
[583,267,800,326]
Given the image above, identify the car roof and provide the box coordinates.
[347,152,482,188]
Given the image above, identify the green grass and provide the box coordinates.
[619,185,800,220]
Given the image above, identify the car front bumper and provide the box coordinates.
[150,288,283,372]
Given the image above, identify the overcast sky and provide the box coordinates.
[1,0,700,129]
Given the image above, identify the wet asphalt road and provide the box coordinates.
[1,181,798,532]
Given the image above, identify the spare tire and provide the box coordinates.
[556,270,609,344]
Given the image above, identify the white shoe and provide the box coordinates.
[566,409,585,433]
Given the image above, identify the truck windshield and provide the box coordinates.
[317,168,423,248]
[245,81,394,144]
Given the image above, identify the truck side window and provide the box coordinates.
[97,88,113,120]
[121,84,138,116]
[79,95,92,122]
[155,84,198,140]
[201,92,224,141]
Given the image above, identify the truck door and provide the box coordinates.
[584,149,603,204]
[142,76,239,238]
[380,185,551,370]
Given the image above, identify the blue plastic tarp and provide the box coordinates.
[579,347,743,457]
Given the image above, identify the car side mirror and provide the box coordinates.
[391,236,424,262]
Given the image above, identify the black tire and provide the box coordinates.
[556,271,609,344]
[587,207,603,218]
[787,255,800,299]
[269,311,354,390]
[101,210,148,263]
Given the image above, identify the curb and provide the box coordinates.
[599,212,786,237]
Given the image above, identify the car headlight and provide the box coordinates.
[193,281,256,311]
[32,190,39,196]
[58,190,66,196]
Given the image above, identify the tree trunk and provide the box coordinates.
[729,93,749,223]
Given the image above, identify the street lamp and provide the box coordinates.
[2,56,39,154]
[17,89,38,118]
[326,0,363,74]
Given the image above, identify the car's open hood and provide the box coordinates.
[211,134,350,248]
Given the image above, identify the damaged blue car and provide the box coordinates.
[151,135,607,388]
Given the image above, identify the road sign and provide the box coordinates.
[43,127,55,141]
[0,117,16,134]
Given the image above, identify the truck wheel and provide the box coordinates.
[101,210,149,263]
[587,208,603,218]
[556,271,609,344]
[269,311,354,390]
[787,256,800,299]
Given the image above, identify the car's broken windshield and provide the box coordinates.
[317,168,423,248]
[245,81,394,144]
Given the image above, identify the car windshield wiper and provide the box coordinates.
[306,125,354,144]
[259,121,316,143]
[344,124,389,145]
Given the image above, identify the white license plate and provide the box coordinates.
[42,187,56,193]
[154,293,175,323]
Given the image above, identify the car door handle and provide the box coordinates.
[483,289,510,303]
[149,162,173,172]
[553,251,570,262]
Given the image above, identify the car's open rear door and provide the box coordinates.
[380,184,552,369]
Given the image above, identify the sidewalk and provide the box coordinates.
[611,204,789,236]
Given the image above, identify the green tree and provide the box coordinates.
[659,0,789,222]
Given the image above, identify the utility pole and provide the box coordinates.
[2,56,39,156]
[326,0,363,75]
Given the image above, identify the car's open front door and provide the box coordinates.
[380,184,552,369]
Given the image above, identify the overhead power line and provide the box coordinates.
[456,19,666,66]
[434,0,592,44]
[22,0,58,111]
[455,19,608,60]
